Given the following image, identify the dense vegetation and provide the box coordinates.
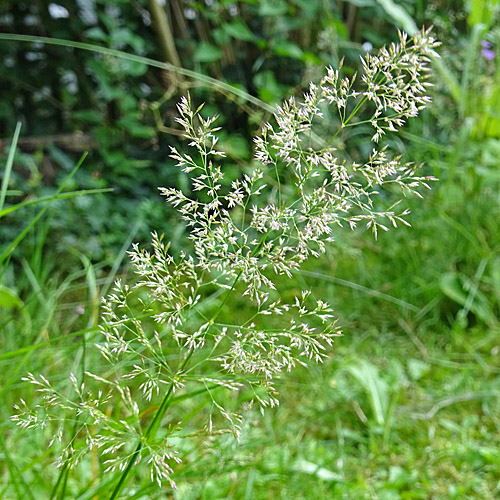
[1,1,500,498]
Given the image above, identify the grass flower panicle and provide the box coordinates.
[13,28,439,493]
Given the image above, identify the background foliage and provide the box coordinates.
[1,0,500,498]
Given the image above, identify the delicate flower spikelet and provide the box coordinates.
[13,29,439,489]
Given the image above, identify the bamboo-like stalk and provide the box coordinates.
[147,0,184,79]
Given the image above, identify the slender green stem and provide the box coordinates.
[275,162,282,207]
[0,34,274,114]
[108,349,193,500]
[58,466,71,500]
[108,441,143,500]
[325,95,369,149]
[49,465,67,500]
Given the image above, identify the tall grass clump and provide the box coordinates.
[13,29,439,496]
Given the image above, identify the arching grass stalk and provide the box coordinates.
[13,28,440,494]
[0,33,273,114]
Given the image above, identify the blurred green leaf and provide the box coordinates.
[118,59,148,77]
[346,360,389,426]
[117,117,156,139]
[254,70,286,102]
[491,257,500,304]
[302,51,322,64]
[223,20,256,42]
[258,0,288,16]
[219,133,251,160]
[193,42,222,63]
[73,109,102,124]
[407,358,430,381]
[110,27,145,53]
[440,272,497,326]
[468,0,500,27]
[342,0,375,6]
[0,286,23,309]
[85,27,108,42]
[375,0,418,35]
[291,459,343,482]
[273,40,304,59]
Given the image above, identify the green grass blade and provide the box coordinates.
[21,258,47,307]
[74,478,115,500]
[0,436,23,499]
[49,464,67,500]
[347,360,389,426]
[99,215,143,298]
[108,441,144,500]
[0,434,36,500]
[375,0,417,34]
[431,57,461,105]
[0,327,98,361]
[459,23,487,118]
[0,153,87,266]
[0,188,113,218]
[0,121,22,213]
[298,270,419,312]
